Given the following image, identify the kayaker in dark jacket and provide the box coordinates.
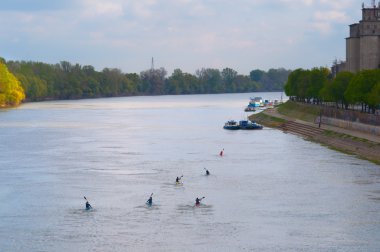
[195,197,205,206]
[204,168,210,175]
[85,201,92,210]
[176,175,183,184]
[147,194,153,205]
[84,196,92,210]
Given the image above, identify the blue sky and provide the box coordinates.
[0,0,364,75]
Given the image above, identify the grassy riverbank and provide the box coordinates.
[250,101,380,165]
[277,101,320,122]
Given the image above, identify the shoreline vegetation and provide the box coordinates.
[250,101,380,165]
[0,57,290,108]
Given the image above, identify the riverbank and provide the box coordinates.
[249,103,380,165]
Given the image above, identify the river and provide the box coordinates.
[0,92,379,251]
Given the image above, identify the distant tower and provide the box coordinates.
[151,57,154,71]
[345,2,380,72]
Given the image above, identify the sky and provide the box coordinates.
[0,0,366,75]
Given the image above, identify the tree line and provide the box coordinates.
[2,59,290,104]
[284,67,380,114]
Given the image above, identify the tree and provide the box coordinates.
[140,68,167,95]
[367,82,380,113]
[250,69,264,82]
[328,71,353,108]
[308,67,329,104]
[222,68,238,92]
[0,62,25,106]
[196,68,222,93]
[345,69,380,113]
[284,68,308,100]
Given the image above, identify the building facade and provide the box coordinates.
[334,2,380,74]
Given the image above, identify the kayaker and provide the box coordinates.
[219,148,224,156]
[204,168,210,175]
[176,175,183,184]
[195,197,205,206]
[147,194,153,206]
[86,201,92,210]
[84,196,92,210]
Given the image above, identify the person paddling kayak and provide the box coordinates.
[176,175,183,184]
[195,197,205,206]
[204,168,210,176]
[84,196,92,210]
[219,148,224,156]
[146,193,153,206]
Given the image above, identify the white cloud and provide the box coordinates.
[314,10,349,23]
[312,21,332,34]
[279,0,314,6]
[81,0,123,18]
[318,0,356,10]
[192,33,218,53]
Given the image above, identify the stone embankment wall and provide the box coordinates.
[321,105,380,125]
[322,117,380,136]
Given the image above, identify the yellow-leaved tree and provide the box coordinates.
[0,61,25,107]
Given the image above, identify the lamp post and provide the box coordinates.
[319,101,323,128]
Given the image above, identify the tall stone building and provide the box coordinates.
[333,1,380,75]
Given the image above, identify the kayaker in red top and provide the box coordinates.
[219,148,224,156]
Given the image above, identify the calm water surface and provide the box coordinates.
[0,93,379,251]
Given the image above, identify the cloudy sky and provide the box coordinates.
[0,0,365,75]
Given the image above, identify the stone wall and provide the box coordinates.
[322,106,380,125]
[321,116,380,136]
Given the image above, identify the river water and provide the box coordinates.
[0,92,379,251]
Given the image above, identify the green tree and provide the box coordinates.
[329,71,353,108]
[140,68,167,95]
[345,69,380,113]
[284,68,309,101]
[249,69,264,82]
[308,67,329,104]
[367,82,380,113]
[196,68,222,93]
